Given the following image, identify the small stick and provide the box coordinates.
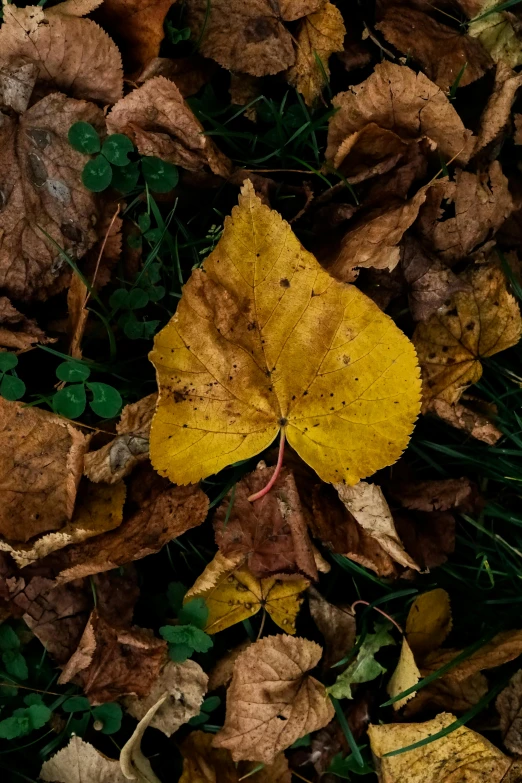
[351,599,404,635]
[248,431,285,502]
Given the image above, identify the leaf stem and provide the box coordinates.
[247,431,285,502]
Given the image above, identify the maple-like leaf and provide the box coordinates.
[327,623,395,700]
[287,2,346,106]
[149,180,421,486]
[369,712,513,782]
[414,263,522,408]
[308,586,356,671]
[214,634,334,763]
[405,589,452,660]
[40,735,126,783]
[386,638,421,711]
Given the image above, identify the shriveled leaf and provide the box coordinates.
[287,2,346,106]
[149,180,421,486]
[475,62,522,153]
[368,712,512,782]
[497,670,522,755]
[120,695,165,783]
[387,638,421,711]
[214,634,334,763]
[413,263,522,408]
[405,589,452,660]
[40,735,126,783]
[0,296,52,352]
[329,123,414,184]
[107,76,231,176]
[123,659,208,736]
[327,623,395,700]
[425,398,502,445]
[308,586,356,670]
[0,4,123,105]
[389,477,478,514]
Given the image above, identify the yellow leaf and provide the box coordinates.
[387,638,421,711]
[149,181,421,486]
[368,712,512,782]
[287,2,346,105]
[468,1,522,69]
[413,263,521,408]
[188,558,308,634]
[406,589,452,660]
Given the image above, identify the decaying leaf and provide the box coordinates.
[405,589,452,660]
[393,509,456,572]
[40,735,126,783]
[422,629,522,685]
[137,56,215,98]
[497,669,522,756]
[123,659,208,736]
[386,638,421,711]
[327,623,395,700]
[414,263,522,408]
[0,296,52,352]
[389,477,478,515]
[149,180,421,486]
[308,586,356,670]
[287,2,346,106]
[214,463,317,580]
[425,398,503,445]
[179,731,238,783]
[467,1,522,69]
[0,399,89,542]
[0,59,38,114]
[475,62,522,153]
[214,634,334,763]
[120,695,165,783]
[368,712,512,782]
[208,641,252,691]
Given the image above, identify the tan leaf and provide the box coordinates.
[40,735,126,783]
[123,659,208,736]
[368,712,512,782]
[497,670,522,755]
[402,670,488,718]
[475,62,522,153]
[0,296,53,352]
[405,589,452,660]
[413,263,522,408]
[387,638,421,711]
[287,2,346,106]
[107,76,231,176]
[423,629,522,685]
[326,61,474,167]
[0,399,88,542]
[308,586,356,670]
[330,123,413,184]
[208,641,252,691]
[0,59,37,114]
[336,482,419,571]
[120,695,165,783]
[214,634,334,763]
[214,463,317,580]
[179,730,238,783]
[47,0,104,17]
[0,93,104,302]
[376,4,493,91]
[137,56,215,98]
[0,4,123,104]
[185,551,244,599]
[425,398,502,445]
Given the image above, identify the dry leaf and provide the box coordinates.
[389,477,477,514]
[326,61,473,167]
[467,2,522,69]
[413,263,522,408]
[0,296,52,352]
[425,398,502,445]
[40,735,126,783]
[120,695,165,783]
[123,659,208,736]
[0,399,88,542]
[149,180,421,486]
[387,638,421,711]
[405,589,452,660]
[179,730,238,783]
[107,76,231,176]
[368,712,512,782]
[287,2,346,106]
[393,510,455,571]
[208,641,252,691]
[138,56,215,98]
[0,93,104,301]
[475,62,522,153]
[0,4,123,104]
[330,123,413,184]
[214,463,317,580]
[214,634,334,763]
[185,551,244,599]
[230,74,261,121]
[423,629,522,685]
[497,670,522,756]
[0,59,38,114]
[336,482,419,571]
[308,586,356,670]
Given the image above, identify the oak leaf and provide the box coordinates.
[149,180,421,486]
[40,735,126,783]
[308,586,356,671]
[368,712,512,782]
[214,634,334,763]
[405,589,452,660]
[0,297,52,352]
[123,659,208,736]
[497,670,522,756]
[287,2,346,106]
[475,62,522,153]
[386,638,421,711]
[413,263,522,408]
[120,694,164,783]
[107,76,231,176]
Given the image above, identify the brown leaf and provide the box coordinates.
[376,5,493,91]
[424,630,522,685]
[0,296,53,352]
[475,62,522,153]
[120,694,164,783]
[394,510,455,571]
[40,735,126,783]
[59,609,168,703]
[0,399,88,542]
[214,634,334,763]
[179,730,238,783]
[333,123,417,186]
[214,464,317,581]
[208,641,252,691]
[402,670,488,718]
[230,74,261,121]
[0,4,123,105]
[425,398,503,445]
[308,586,356,670]
[326,61,474,167]
[416,163,513,263]
[497,670,522,755]
[123,659,208,736]
[388,477,478,514]
[137,56,216,98]
[0,59,37,114]
[0,93,105,302]
[107,76,232,176]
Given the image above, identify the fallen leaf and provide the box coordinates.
[107,76,231,176]
[497,670,522,756]
[0,296,52,352]
[415,163,513,263]
[405,589,452,660]
[336,482,419,571]
[368,712,512,782]
[376,4,492,91]
[402,669,489,718]
[422,629,522,685]
[208,641,252,690]
[326,61,473,167]
[308,586,356,670]
[0,60,38,114]
[393,509,455,571]
[0,399,88,542]
[0,93,105,301]
[149,180,421,486]
[413,263,522,408]
[467,2,522,69]
[214,463,317,580]
[189,561,308,634]
[425,398,502,445]
[40,735,126,783]
[387,638,421,711]
[137,56,215,98]
[230,74,261,121]
[123,659,208,736]
[214,634,334,763]
[179,730,238,783]
[0,4,123,104]
[120,694,165,783]
[329,123,413,184]
[327,623,395,700]
[185,551,244,599]
[388,476,478,514]
[287,2,346,106]
[475,62,522,153]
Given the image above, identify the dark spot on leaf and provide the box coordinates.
[279,278,290,288]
